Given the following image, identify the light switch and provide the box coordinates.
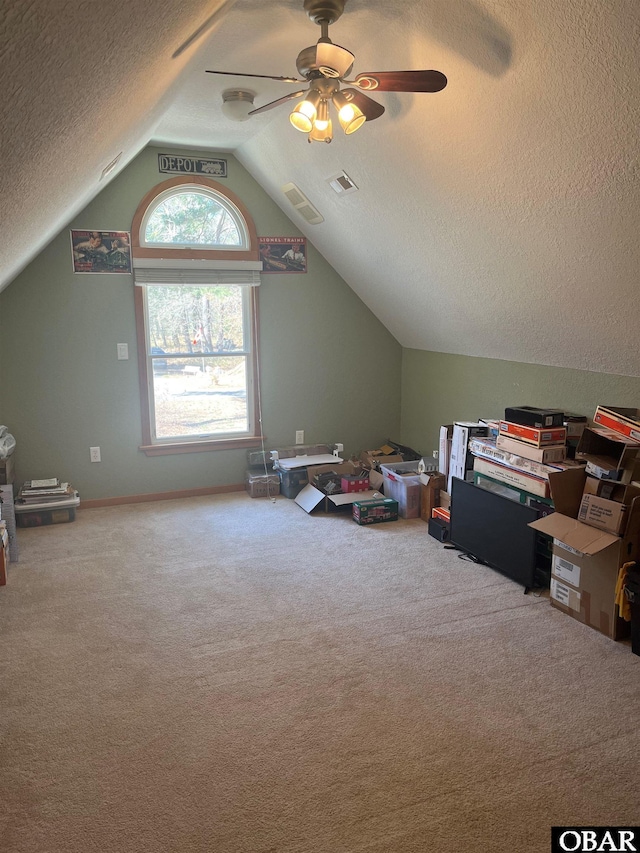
[117,343,129,360]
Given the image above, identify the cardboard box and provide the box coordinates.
[583,476,617,499]
[577,484,640,535]
[439,490,451,510]
[593,406,640,442]
[472,456,550,498]
[496,434,566,464]
[472,437,565,478]
[578,494,628,535]
[419,472,446,522]
[564,413,588,439]
[245,471,280,498]
[473,470,554,510]
[352,497,398,525]
[576,426,640,484]
[0,454,15,485]
[447,423,490,493]
[432,507,450,523]
[360,450,403,470]
[438,425,454,478]
[504,406,565,428]
[529,467,640,640]
[295,462,379,514]
[499,421,567,447]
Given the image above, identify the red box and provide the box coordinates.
[593,406,640,442]
[432,506,451,523]
[499,420,567,447]
[341,474,369,493]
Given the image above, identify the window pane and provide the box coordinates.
[151,356,248,438]
[145,192,242,246]
[147,285,245,354]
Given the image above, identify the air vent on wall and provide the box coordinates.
[281,182,324,224]
[327,171,358,195]
[100,152,122,181]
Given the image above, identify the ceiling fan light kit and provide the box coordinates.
[221,89,255,121]
[206,0,447,144]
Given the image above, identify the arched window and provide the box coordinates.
[141,185,249,249]
[131,178,262,455]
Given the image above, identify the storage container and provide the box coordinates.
[380,459,437,519]
[245,471,280,498]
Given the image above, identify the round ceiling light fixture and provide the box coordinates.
[221,89,255,122]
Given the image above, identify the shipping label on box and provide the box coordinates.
[550,578,581,611]
[552,553,581,586]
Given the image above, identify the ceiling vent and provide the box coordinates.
[100,152,122,181]
[282,182,324,224]
[327,171,358,195]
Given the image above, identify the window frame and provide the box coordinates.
[131,177,263,456]
[140,184,250,251]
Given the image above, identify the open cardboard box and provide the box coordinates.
[529,466,638,639]
[575,426,640,483]
[295,461,380,514]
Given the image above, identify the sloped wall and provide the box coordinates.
[0,147,401,501]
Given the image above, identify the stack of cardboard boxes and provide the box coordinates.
[531,406,640,641]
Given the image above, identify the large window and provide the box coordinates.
[131,178,262,455]
[146,283,253,441]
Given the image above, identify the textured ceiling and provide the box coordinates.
[3,0,640,376]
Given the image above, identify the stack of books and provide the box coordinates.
[15,478,80,526]
[18,478,78,506]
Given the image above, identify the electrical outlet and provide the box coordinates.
[90,446,101,463]
[295,430,304,444]
[117,343,129,360]
[432,450,439,458]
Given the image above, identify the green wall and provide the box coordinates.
[0,146,402,500]
[401,348,640,457]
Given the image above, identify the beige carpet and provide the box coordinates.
[1,492,639,853]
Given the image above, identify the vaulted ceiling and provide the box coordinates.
[3,0,639,376]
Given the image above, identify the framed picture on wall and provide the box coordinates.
[258,237,307,273]
[70,230,132,274]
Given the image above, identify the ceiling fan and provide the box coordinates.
[205,0,447,143]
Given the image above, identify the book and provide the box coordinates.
[20,483,70,499]
[24,478,60,490]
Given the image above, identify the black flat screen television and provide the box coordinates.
[449,477,539,590]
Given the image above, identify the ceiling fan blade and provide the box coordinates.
[342,88,385,121]
[205,70,304,83]
[172,0,237,59]
[352,70,448,93]
[248,91,307,116]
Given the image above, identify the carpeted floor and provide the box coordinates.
[1,492,639,853]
